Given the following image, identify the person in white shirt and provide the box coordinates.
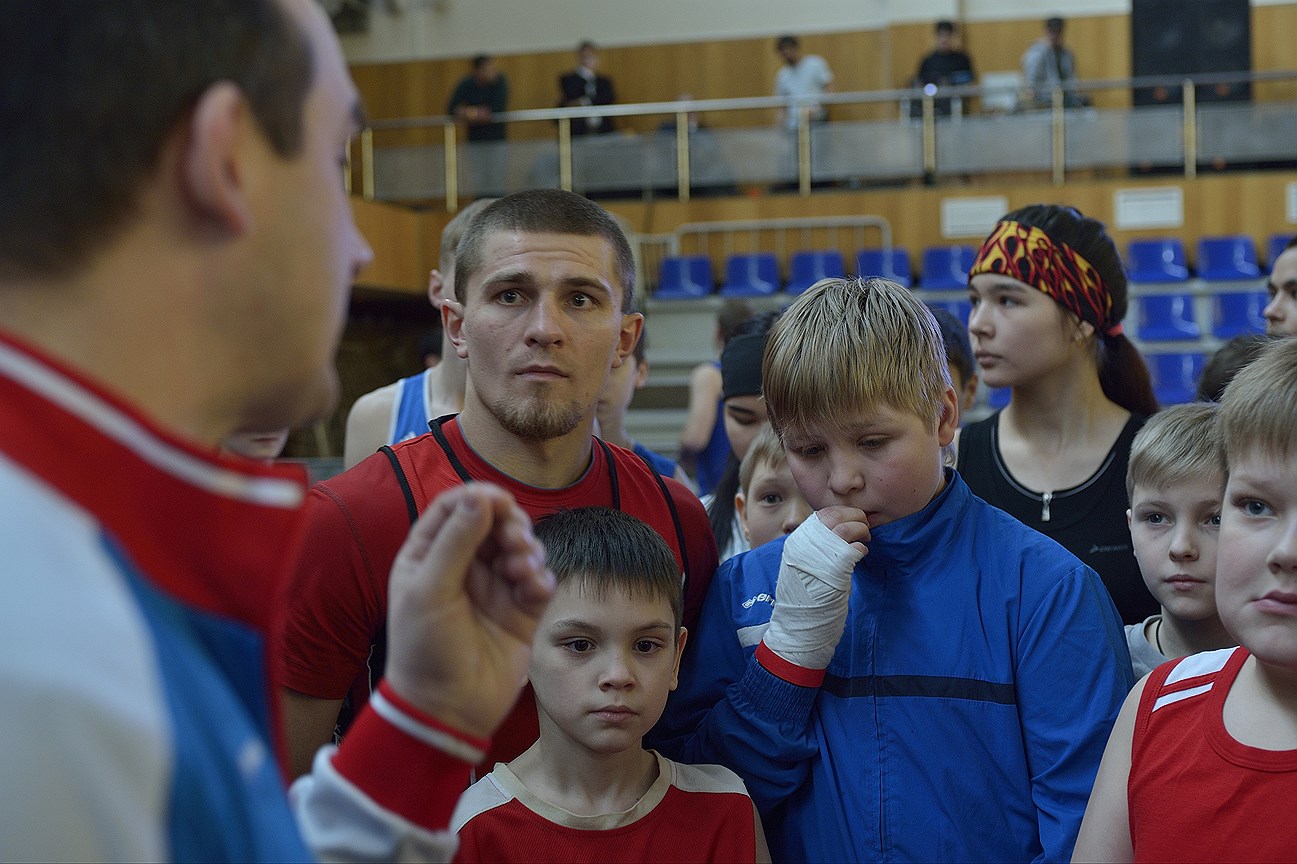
[774,35,834,131]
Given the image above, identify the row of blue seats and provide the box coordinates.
[658,235,1290,340]
[657,248,959,299]
[657,234,1292,301]
[984,351,1208,410]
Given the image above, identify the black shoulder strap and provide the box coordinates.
[379,445,419,525]
[636,451,691,579]
[595,438,621,509]
[429,414,473,484]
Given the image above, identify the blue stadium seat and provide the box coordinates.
[1196,236,1260,282]
[856,248,913,287]
[1137,293,1201,341]
[720,253,781,297]
[986,387,1011,410]
[786,250,846,295]
[1213,290,1269,338]
[1269,233,1294,272]
[920,245,976,290]
[1148,352,1204,406]
[655,255,713,299]
[1126,239,1190,283]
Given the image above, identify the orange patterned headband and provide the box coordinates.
[969,220,1122,337]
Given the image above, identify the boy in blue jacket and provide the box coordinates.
[655,277,1132,862]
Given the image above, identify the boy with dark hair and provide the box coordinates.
[454,507,769,862]
[1075,337,1297,861]
[658,277,1131,861]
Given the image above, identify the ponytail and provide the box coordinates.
[1098,332,1159,417]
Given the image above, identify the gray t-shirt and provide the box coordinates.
[1125,615,1169,680]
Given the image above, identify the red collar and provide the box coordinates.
[0,329,307,633]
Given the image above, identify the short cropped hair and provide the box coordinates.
[776,35,800,51]
[763,277,952,434]
[935,20,956,35]
[1197,333,1273,403]
[1,0,312,280]
[532,507,683,631]
[1046,17,1065,33]
[453,189,636,312]
[1219,337,1297,466]
[1126,403,1224,500]
[738,424,788,495]
[471,54,492,70]
[438,198,496,272]
[718,299,755,345]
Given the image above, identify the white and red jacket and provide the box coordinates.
[0,329,475,862]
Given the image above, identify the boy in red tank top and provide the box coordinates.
[1074,337,1297,863]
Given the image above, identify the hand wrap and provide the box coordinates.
[762,512,864,671]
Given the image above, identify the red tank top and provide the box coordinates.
[1128,647,1297,863]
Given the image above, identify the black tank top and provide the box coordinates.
[957,412,1156,624]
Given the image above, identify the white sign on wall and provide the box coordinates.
[1287,182,1297,223]
[940,196,1009,238]
[1113,187,1185,230]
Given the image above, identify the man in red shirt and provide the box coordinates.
[280,189,717,777]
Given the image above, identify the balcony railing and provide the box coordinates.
[350,69,1297,209]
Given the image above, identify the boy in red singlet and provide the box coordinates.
[1074,337,1297,863]
[453,507,768,863]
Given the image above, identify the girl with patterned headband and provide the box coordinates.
[957,204,1160,625]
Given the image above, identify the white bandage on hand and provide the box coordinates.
[762,512,865,671]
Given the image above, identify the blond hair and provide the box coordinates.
[1219,336,1297,466]
[1126,402,1224,500]
[762,277,951,434]
[738,424,788,494]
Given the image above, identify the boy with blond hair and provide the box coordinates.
[735,424,812,550]
[453,507,768,862]
[1124,403,1235,678]
[1074,337,1297,862]
[657,277,1132,862]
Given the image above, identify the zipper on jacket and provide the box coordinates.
[1041,491,1053,522]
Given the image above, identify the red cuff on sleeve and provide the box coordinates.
[331,681,489,831]
[756,641,827,688]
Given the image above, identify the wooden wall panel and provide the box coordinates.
[612,170,1297,270]
[350,11,1176,138]
[351,197,427,293]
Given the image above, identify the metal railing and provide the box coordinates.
[352,69,1297,208]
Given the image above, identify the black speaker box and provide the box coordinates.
[1132,0,1251,106]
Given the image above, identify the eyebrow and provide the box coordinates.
[548,617,674,634]
[483,269,613,298]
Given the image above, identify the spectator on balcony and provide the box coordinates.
[774,35,833,131]
[559,40,616,136]
[914,20,975,117]
[1022,17,1088,109]
[448,54,508,143]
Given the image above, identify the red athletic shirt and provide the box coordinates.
[279,417,717,767]
[452,752,763,863]
[1128,646,1297,863]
